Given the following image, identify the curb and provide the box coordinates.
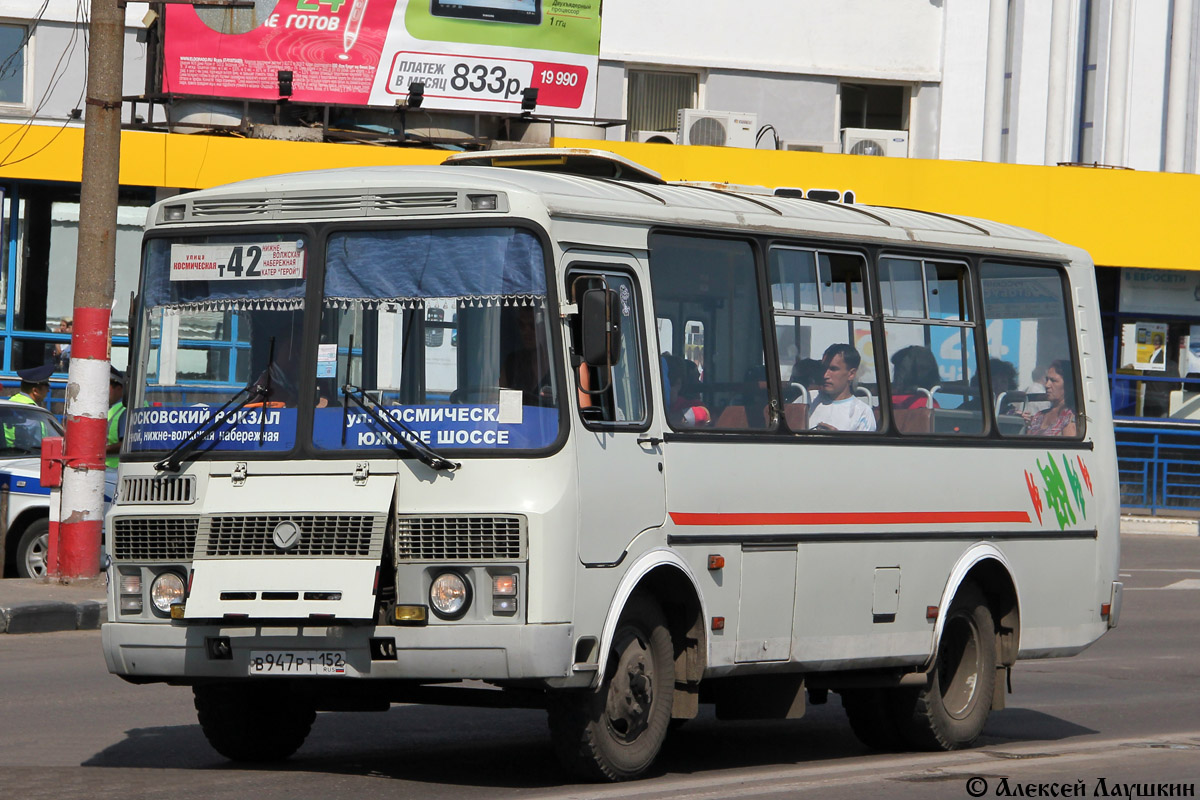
[0,600,105,634]
[1121,517,1200,538]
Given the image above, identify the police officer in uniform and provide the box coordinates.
[9,363,53,407]
[4,364,54,449]
[107,367,126,470]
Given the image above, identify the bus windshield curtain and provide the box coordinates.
[141,239,306,312]
[324,227,546,309]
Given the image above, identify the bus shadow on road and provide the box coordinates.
[79,703,1098,786]
[982,707,1098,745]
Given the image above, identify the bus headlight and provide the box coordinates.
[150,572,186,613]
[429,572,470,619]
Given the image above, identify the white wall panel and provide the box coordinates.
[1126,1,1170,171]
[938,0,990,160]
[599,0,943,81]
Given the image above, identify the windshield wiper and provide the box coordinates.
[156,337,279,472]
[154,380,269,472]
[341,384,459,472]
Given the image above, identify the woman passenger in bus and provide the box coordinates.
[785,358,823,404]
[1022,359,1076,436]
[889,346,941,410]
[664,354,710,426]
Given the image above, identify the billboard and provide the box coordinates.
[162,0,601,117]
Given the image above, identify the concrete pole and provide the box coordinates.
[1104,0,1133,167]
[1164,0,1194,172]
[57,0,124,580]
[1044,0,1073,165]
[982,0,1010,162]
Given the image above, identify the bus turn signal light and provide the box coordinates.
[711,616,725,631]
[708,555,725,570]
[394,605,428,624]
[926,606,939,620]
[1101,603,1111,618]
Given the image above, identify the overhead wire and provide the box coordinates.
[0,0,93,168]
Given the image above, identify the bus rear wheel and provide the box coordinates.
[194,683,315,762]
[894,584,996,750]
[548,593,674,781]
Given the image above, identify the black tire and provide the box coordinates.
[15,519,50,579]
[840,688,906,751]
[894,583,996,750]
[548,593,675,782]
[194,683,316,762]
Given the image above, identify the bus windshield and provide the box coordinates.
[127,233,308,455]
[312,226,560,452]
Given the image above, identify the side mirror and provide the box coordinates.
[580,288,621,367]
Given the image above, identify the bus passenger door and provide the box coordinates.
[568,263,666,564]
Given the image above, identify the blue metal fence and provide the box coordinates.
[1115,424,1200,514]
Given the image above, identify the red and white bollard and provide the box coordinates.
[56,306,111,579]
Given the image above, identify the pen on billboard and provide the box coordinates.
[340,0,368,59]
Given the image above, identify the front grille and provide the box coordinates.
[120,475,195,505]
[112,517,199,561]
[395,515,525,561]
[202,514,381,557]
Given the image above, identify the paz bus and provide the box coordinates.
[103,149,1120,781]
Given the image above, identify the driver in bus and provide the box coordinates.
[809,343,876,432]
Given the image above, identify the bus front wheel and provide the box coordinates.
[194,683,315,762]
[547,593,675,781]
[896,583,997,750]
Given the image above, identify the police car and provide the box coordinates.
[0,398,66,578]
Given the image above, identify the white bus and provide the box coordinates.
[104,149,1120,781]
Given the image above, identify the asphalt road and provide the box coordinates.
[1,534,1197,800]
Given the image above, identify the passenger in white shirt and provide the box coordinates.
[808,343,877,432]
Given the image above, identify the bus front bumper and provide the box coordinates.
[102,621,575,683]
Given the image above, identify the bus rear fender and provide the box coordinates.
[593,549,708,719]
[928,545,1022,700]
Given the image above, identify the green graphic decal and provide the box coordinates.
[1062,454,1086,520]
[405,0,602,55]
[1037,452,1076,530]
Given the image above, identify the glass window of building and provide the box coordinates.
[0,24,27,105]
[1109,268,1200,422]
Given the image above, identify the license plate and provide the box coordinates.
[248,651,348,675]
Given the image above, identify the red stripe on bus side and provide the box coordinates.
[669,511,1033,526]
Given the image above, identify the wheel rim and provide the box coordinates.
[25,532,48,578]
[604,626,656,743]
[938,613,982,719]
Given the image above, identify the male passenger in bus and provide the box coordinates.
[808,343,876,432]
[250,316,327,408]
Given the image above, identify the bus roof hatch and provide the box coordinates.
[442,148,666,185]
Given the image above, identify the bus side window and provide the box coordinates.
[880,257,982,436]
[569,271,648,426]
[980,262,1082,438]
[649,234,768,432]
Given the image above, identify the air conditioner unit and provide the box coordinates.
[841,128,909,157]
[677,109,758,148]
[633,130,676,144]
